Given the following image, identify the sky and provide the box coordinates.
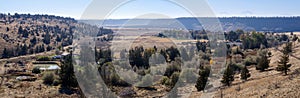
[1,0,300,19]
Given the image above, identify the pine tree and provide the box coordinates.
[196,41,206,52]
[283,42,293,54]
[6,27,9,32]
[35,46,40,53]
[195,65,210,91]
[30,36,37,45]
[46,45,52,51]
[240,66,251,81]
[41,44,45,52]
[221,61,235,86]
[60,52,78,88]
[2,48,8,58]
[160,49,168,62]
[20,44,27,55]
[256,49,270,71]
[166,46,180,62]
[276,42,292,75]
[43,31,51,44]
[18,26,23,34]
[276,54,291,75]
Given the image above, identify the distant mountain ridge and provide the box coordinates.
[79,17,300,32]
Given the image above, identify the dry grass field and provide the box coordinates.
[190,41,300,98]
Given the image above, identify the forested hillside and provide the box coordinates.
[0,13,110,58]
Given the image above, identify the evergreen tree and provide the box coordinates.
[195,65,210,91]
[15,45,21,56]
[41,44,45,52]
[20,44,27,55]
[22,30,29,38]
[56,35,62,42]
[46,45,52,51]
[256,49,270,71]
[30,36,37,45]
[221,61,235,86]
[2,48,8,58]
[59,52,78,88]
[166,46,180,62]
[196,41,206,52]
[292,35,298,42]
[6,27,9,32]
[35,46,40,53]
[240,66,251,81]
[277,43,292,75]
[276,53,291,75]
[18,26,23,34]
[283,42,293,54]
[143,48,155,69]
[129,46,144,68]
[160,49,168,62]
[43,31,51,44]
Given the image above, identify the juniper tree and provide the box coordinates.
[221,61,235,86]
[240,66,251,81]
[276,42,292,75]
[195,65,210,91]
[60,52,78,88]
[256,49,270,71]
[283,42,293,54]
[276,54,291,75]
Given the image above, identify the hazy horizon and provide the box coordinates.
[1,0,300,19]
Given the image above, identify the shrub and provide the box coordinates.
[231,47,242,55]
[164,60,181,77]
[53,79,60,86]
[110,73,120,86]
[32,67,41,74]
[160,76,170,85]
[244,56,257,66]
[36,56,52,61]
[43,72,54,85]
[232,63,243,73]
[169,72,180,87]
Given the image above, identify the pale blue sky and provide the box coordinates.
[1,0,299,19]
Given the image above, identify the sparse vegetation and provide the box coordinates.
[32,67,41,74]
[36,56,52,61]
[2,12,300,98]
[43,72,55,85]
[240,32,268,49]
